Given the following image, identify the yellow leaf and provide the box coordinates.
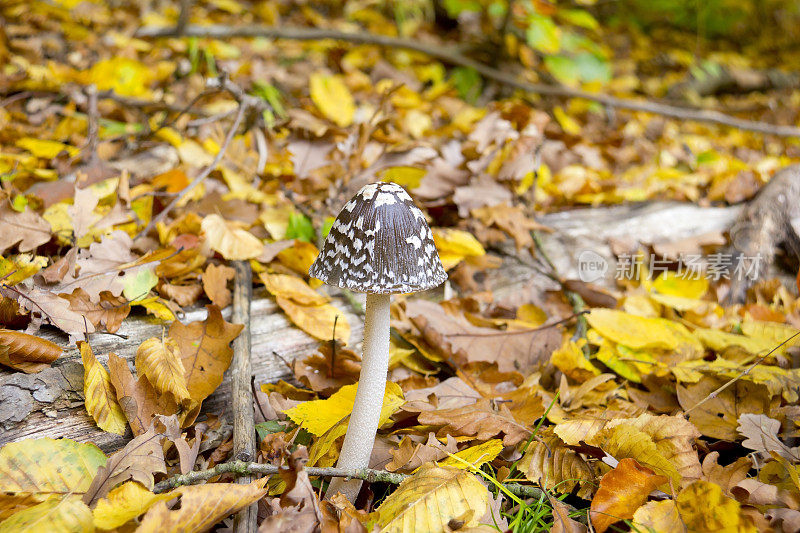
[586,308,703,357]
[372,464,488,532]
[693,327,773,356]
[676,481,757,533]
[378,166,427,189]
[439,439,504,470]
[310,73,355,127]
[550,340,601,382]
[259,272,328,305]
[43,202,73,245]
[80,342,127,435]
[176,139,214,167]
[132,297,175,321]
[553,106,581,136]
[92,481,175,530]
[740,319,800,353]
[0,438,106,519]
[276,240,319,276]
[275,296,350,343]
[15,138,79,158]
[632,500,686,533]
[671,357,800,402]
[135,337,191,402]
[260,204,295,240]
[652,271,708,299]
[136,479,267,532]
[0,254,47,285]
[432,228,485,270]
[201,214,263,260]
[0,496,93,533]
[85,57,154,97]
[284,382,404,436]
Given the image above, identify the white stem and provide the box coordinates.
[325,293,391,502]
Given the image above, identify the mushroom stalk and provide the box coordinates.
[325,292,391,502]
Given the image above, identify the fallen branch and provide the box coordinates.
[152,459,546,500]
[135,24,800,137]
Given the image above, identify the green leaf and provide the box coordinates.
[450,67,483,104]
[442,0,481,17]
[558,9,599,30]
[122,267,158,302]
[285,212,315,243]
[255,421,289,441]
[252,82,286,118]
[544,55,580,86]
[573,52,611,82]
[321,216,335,239]
[526,14,561,54]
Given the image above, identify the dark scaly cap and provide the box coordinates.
[309,182,447,294]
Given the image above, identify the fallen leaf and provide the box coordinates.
[92,481,176,531]
[201,213,263,260]
[80,342,127,435]
[107,352,178,435]
[700,452,752,497]
[590,458,667,533]
[202,263,235,308]
[309,73,355,127]
[135,337,191,402]
[676,480,758,533]
[372,464,489,532]
[136,478,268,532]
[632,500,686,533]
[170,305,243,408]
[386,433,458,473]
[737,414,799,461]
[61,288,130,333]
[417,399,531,446]
[0,438,106,519]
[83,422,167,505]
[518,432,595,499]
[276,295,350,343]
[0,328,62,373]
[0,191,51,253]
[0,496,93,533]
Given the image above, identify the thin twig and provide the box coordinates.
[684,331,800,415]
[84,84,100,166]
[136,102,246,238]
[134,24,800,137]
[151,459,545,499]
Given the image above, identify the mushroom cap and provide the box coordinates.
[309,182,447,294]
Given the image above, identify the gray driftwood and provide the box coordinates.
[0,200,756,453]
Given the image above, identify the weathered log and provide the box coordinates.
[0,201,745,453]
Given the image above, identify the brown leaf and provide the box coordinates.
[82,422,167,505]
[107,352,177,435]
[202,263,235,308]
[590,458,667,533]
[386,433,458,473]
[518,432,595,499]
[549,496,587,533]
[700,452,752,498]
[406,299,561,374]
[279,447,322,522]
[61,288,130,333]
[40,247,78,283]
[137,478,267,532]
[0,328,62,373]
[170,304,243,406]
[677,377,774,441]
[158,281,203,307]
[5,282,94,338]
[294,341,361,395]
[0,191,51,253]
[737,414,799,461]
[417,399,531,446]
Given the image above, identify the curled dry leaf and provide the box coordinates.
[372,464,489,532]
[386,433,458,473]
[136,478,268,533]
[0,438,106,519]
[417,399,531,446]
[518,432,595,499]
[80,341,127,435]
[135,336,191,402]
[158,281,203,307]
[202,263,235,308]
[590,458,667,533]
[737,413,800,461]
[701,452,752,497]
[0,328,62,373]
[107,352,178,435]
[201,213,264,260]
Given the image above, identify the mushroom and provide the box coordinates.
[309,181,447,501]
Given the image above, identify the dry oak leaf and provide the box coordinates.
[406,299,561,375]
[92,481,176,531]
[386,433,459,473]
[107,352,177,435]
[676,377,774,441]
[676,480,758,533]
[371,464,489,533]
[0,191,51,253]
[0,328,62,373]
[0,438,106,519]
[294,341,361,395]
[0,495,93,533]
[632,500,687,533]
[555,413,702,488]
[5,282,94,338]
[136,478,268,533]
[590,458,668,533]
[518,432,595,499]
[80,341,127,435]
[201,213,263,260]
[417,399,531,446]
[158,281,203,307]
[170,304,243,406]
[737,414,800,461]
[82,421,167,505]
[202,263,235,308]
[61,288,130,333]
[136,337,191,403]
[701,452,752,497]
